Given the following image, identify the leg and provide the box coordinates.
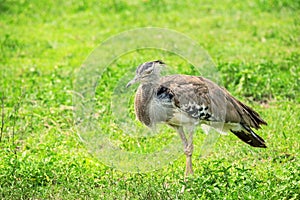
[184,127,194,177]
[177,127,194,178]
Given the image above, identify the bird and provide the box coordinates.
[126,60,267,177]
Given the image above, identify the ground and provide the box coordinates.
[0,0,299,199]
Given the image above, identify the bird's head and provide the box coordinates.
[126,60,165,88]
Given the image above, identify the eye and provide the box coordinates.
[144,70,152,75]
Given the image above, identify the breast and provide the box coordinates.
[134,84,154,127]
[134,84,176,127]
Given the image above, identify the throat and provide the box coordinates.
[135,82,175,127]
[134,83,157,127]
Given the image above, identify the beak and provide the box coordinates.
[126,76,139,88]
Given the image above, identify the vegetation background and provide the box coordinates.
[0,0,299,199]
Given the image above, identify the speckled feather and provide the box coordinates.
[134,84,154,127]
[158,75,267,127]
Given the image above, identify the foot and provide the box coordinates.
[184,154,194,181]
[184,143,194,179]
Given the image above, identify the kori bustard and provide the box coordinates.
[126,60,267,177]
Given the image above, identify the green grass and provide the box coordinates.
[0,0,299,199]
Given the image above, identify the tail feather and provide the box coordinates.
[238,101,268,128]
[230,124,266,148]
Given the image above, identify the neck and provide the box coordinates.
[141,76,160,86]
[135,82,157,127]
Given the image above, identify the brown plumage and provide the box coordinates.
[126,60,267,177]
[159,75,267,147]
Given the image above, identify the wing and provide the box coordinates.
[159,74,267,148]
[202,77,267,129]
[159,75,212,121]
[159,75,267,129]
